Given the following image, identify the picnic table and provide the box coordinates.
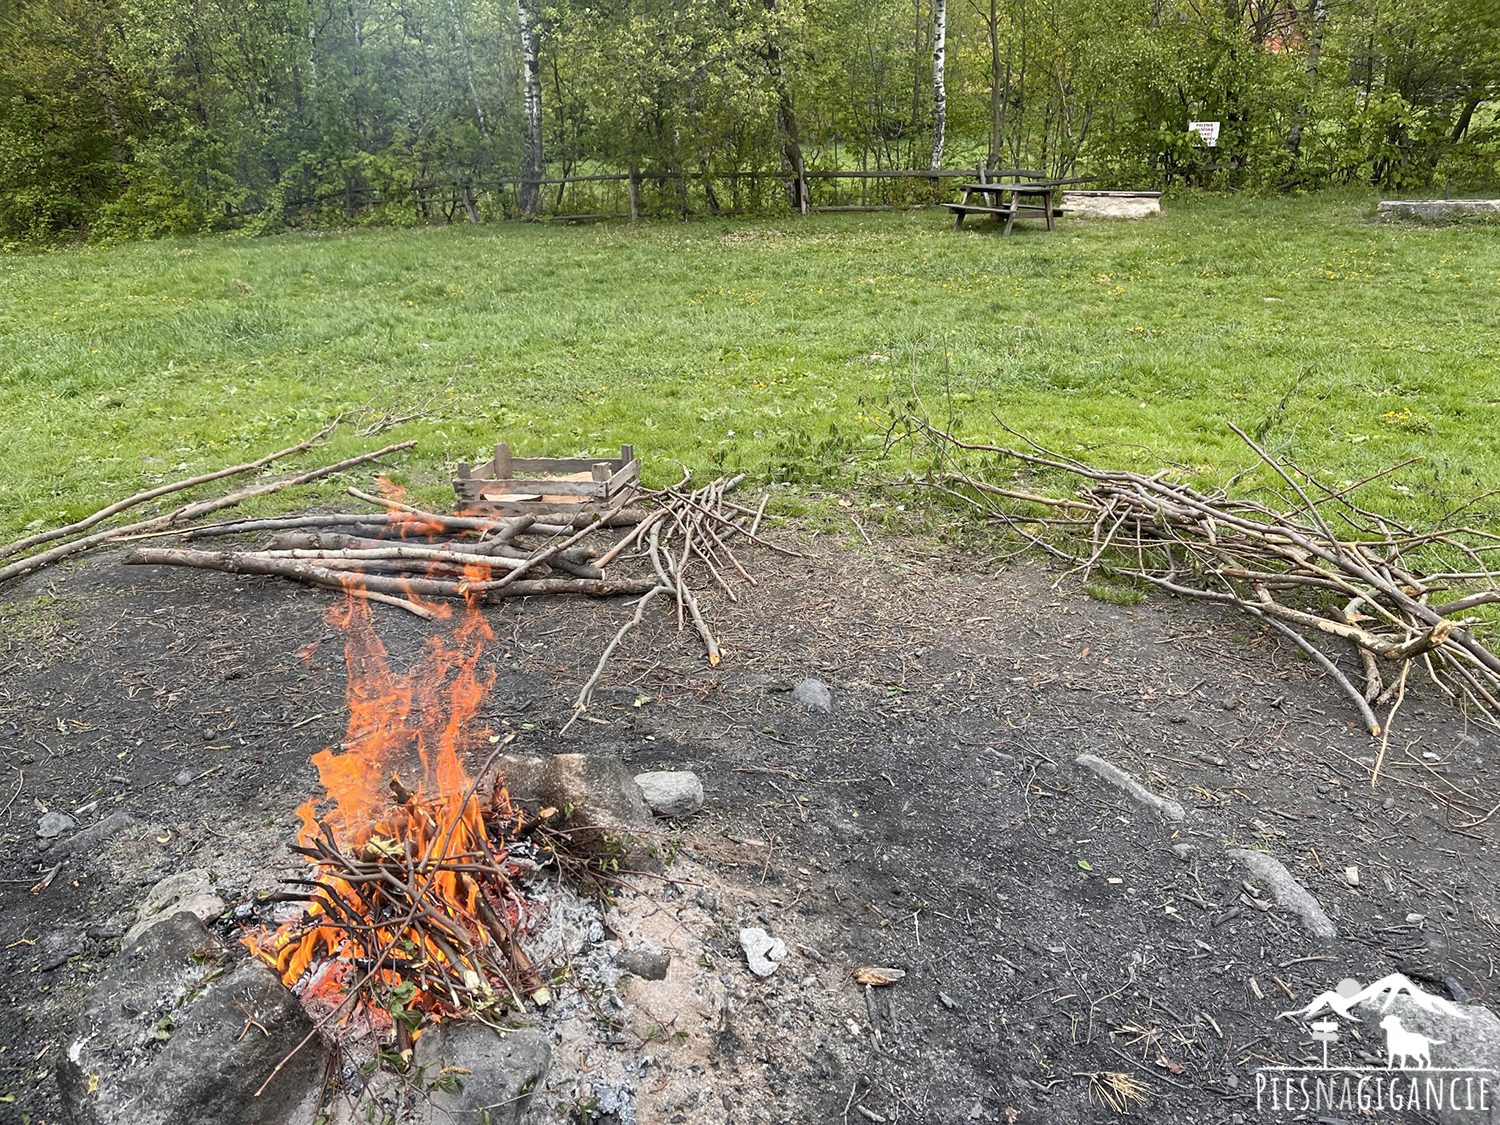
[946,166,1095,234]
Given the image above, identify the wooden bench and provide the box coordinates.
[946,164,1094,234]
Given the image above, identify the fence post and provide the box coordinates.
[628,164,641,222]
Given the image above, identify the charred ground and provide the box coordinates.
[0,531,1496,1124]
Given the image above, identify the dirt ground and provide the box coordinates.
[1,527,1497,1125]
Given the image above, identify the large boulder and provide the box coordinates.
[491,753,657,869]
[56,911,328,1125]
[1378,994,1500,1125]
[410,1023,550,1125]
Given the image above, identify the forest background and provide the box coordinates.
[3,0,1500,243]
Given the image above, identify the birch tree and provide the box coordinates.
[930,0,946,169]
[516,0,543,212]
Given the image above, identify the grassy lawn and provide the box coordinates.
[3,190,1499,538]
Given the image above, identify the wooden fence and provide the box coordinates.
[315,166,987,224]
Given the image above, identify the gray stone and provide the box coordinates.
[411,1023,550,1125]
[45,810,135,861]
[633,770,704,817]
[739,927,786,978]
[56,912,328,1125]
[37,810,76,840]
[173,770,194,787]
[1378,198,1500,224]
[616,946,672,981]
[123,870,228,946]
[1074,753,1186,823]
[1225,848,1336,938]
[790,678,833,714]
[1171,843,1196,862]
[493,753,657,869]
[1379,994,1500,1124]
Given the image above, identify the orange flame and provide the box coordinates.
[247,567,527,1018]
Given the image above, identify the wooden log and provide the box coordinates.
[121,547,656,601]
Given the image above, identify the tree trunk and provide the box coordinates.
[1285,0,1327,156]
[987,0,1005,166]
[516,0,543,213]
[930,0,946,171]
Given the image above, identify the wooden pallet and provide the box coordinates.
[454,443,640,515]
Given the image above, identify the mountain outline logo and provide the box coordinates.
[1281,972,1471,1026]
[1258,970,1493,1116]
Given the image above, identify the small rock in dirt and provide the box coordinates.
[740,926,787,977]
[616,946,672,981]
[411,1022,550,1125]
[1171,843,1196,862]
[634,770,705,817]
[123,869,227,946]
[1344,866,1361,887]
[1383,796,1396,810]
[1225,1074,1239,1090]
[1226,849,1337,938]
[937,991,957,1010]
[36,810,76,840]
[1074,753,1186,823]
[1406,913,1426,924]
[44,810,135,860]
[790,677,833,714]
[174,769,194,786]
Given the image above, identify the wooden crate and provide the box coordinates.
[454,443,640,515]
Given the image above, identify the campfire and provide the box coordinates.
[244,590,544,1047]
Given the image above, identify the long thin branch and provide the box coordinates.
[0,421,339,561]
[0,441,416,586]
[559,585,670,736]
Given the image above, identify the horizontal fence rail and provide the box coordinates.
[270,165,1032,225]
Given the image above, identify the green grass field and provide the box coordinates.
[3,190,1498,538]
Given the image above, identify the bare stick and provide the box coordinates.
[121,547,655,601]
[0,422,339,562]
[485,499,631,592]
[595,509,666,570]
[749,493,769,537]
[559,585,670,736]
[1370,661,1411,787]
[1242,606,1381,736]
[0,442,416,586]
[664,538,720,665]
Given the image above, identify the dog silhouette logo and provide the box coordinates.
[1379,1014,1445,1070]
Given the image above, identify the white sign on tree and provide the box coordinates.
[1189,121,1221,147]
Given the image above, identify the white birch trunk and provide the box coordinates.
[930,0,947,172]
[517,0,543,213]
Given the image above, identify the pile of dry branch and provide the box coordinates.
[0,423,414,587]
[896,414,1500,746]
[1,422,792,730]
